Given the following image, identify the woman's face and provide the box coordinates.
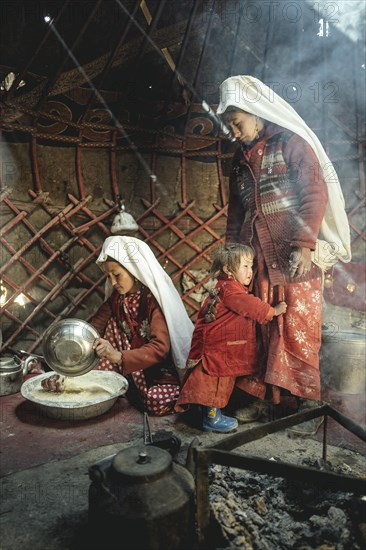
[223,111,263,144]
[103,260,140,295]
[230,253,254,286]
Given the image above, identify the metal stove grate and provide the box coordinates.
[191,404,366,548]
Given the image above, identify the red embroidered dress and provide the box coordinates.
[227,124,328,403]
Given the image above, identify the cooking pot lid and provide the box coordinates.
[111,445,172,482]
[0,355,21,371]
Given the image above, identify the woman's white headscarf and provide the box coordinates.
[96,236,194,370]
[217,75,352,268]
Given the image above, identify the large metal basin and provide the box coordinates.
[21,370,128,420]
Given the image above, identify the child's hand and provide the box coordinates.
[274,301,287,316]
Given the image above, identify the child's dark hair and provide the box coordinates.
[210,243,254,278]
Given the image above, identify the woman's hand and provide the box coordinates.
[93,338,122,364]
[288,247,312,278]
[274,302,287,316]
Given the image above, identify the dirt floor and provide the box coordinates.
[1,394,365,550]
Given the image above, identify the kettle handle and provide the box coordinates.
[22,355,39,375]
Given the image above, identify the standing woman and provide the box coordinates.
[217,75,351,435]
[91,236,194,416]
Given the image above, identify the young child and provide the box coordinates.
[175,243,287,432]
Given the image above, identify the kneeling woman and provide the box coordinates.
[91,236,194,416]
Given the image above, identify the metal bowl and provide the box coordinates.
[42,318,100,377]
[21,370,129,420]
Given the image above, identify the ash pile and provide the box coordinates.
[209,460,365,549]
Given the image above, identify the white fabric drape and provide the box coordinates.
[217,75,352,268]
[96,236,194,370]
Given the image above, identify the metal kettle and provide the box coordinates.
[88,443,196,550]
[0,348,47,396]
[0,355,28,396]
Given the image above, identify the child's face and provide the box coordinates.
[233,253,253,286]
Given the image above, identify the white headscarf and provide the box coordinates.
[96,236,194,370]
[217,75,352,268]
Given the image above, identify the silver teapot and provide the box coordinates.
[0,352,45,396]
[0,355,28,396]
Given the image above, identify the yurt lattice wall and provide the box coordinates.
[0,0,365,355]
[0,97,236,353]
[1,96,365,355]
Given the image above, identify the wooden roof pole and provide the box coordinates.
[185,0,217,125]
[180,0,216,205]
[122,0,167,96]
[80,0,141,124]
[78,1,141,203]
[34,0,103,113]
[139,0,187,94]
[5,1,71,102]
[66,0,167,209]
[30,136,42,193]
[158,0,199,119]
[227,3,242,78]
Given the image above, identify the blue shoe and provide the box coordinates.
[202,407,238,433]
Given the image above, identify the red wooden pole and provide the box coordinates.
[110,130,120,200]
[30,136,42,193]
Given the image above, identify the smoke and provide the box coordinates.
[308,0,366,43]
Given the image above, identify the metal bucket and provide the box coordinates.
[320,304,366,395]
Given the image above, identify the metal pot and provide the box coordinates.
[321,304,366,395]
[0,355,28,396]
[88,444,195,550]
